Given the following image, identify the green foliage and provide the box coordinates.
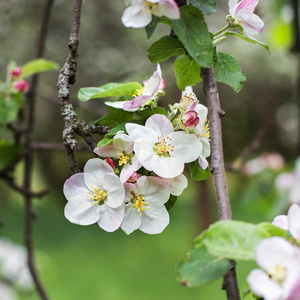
[174,55,202,90]
[21,58,59,78]
[213,52,246,93]
[92,106,134,127]
[136,107,167,123]
[188,0,216,15]
[256,222,288,238]
[96,124,127,150]
[177,244,230,287]
[172,6,213,68]
[147,35,185,63]
[78,82,142,102]
[188,159,210,181]
[145,16,161,39]
[0,140,21,169]
[0,92,22,125]
[224,32,271,54]
[165,195,178,211]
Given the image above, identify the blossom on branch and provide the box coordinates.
[228,0,264,35]
[247,237,300,300]
[13,79,30,93]
[121,176,170,234]
[63,158,125,232]
[126,114,202,178]
[122,0,180,28]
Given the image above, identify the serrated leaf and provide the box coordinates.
[147,35,185,63]
[145,16,161,39]
[213,52,246,93]
[91,106,134,127]
[21,59,59,78]
[136,107,167,124]
[78,82,142,102]
[174,55,202,90]
[172,6,213,68]
[199,220,270,261]
[177,244,230,287]
[189,159,210,181]
[224,32,270,54]
[188,0,216,15]
[165,195,177,211]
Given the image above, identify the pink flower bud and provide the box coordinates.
[13,79,30,93]
[105,157,115,170]
[181,110,199,128]
[10,66,22,78]
[127,171,139,183]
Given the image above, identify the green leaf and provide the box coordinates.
[0,140,22,169]
[147,35,185,63]
[199,220,270,261]
[177,244,230,287]
[21,59,59,78]
[224,32,271,54]
[256,222,288,238]
[188,159,210,181]
[145,16,161,39]
[136,107,167,124]
[165,195,177,211]
[172,6,213,68]
[174,55,202,90]
[92,106,134,127]
[0,93,22,125]
[213,52,246,93]
[96,124,127,150]
[188,0,216,15]
[78,82,142,102]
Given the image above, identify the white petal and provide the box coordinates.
[201,138,211,158]
[63,173,89,203]
[145,114,174,137]
[103,173,125,208]
[98,205,124,232]
[194,104,208,123]
[288,204,300,241]
[160,174,188,196]
[155,0,180,19]
[126,123,156,141]
[228,0,238,15]
[121,204,141,235]
[240,14,264,35]
[121,3,152,28]
[143,71,161,97]
[113,133,134,153]
[235,0,258,20]
[150,155,184,178]
[120,155,142,183]
[247,269,283,300]
[64,201,101,225]
[105,101,128,109]
[290,187,300,204]
[169,131,202,163]
[94,144,120,158]
[272,215,289,231]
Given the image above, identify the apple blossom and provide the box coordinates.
[181,110,200,129]
[9,66,22,78]
[247,237,300,300]
[228,0,264,35]
[105,64,162,112]
[63,158,125,232]
[94,132,142,183]
[121,176,170,234]
[13,79,30,93]
[122,0,180,28]
[126,114,202,178]
[275,158,300,204]
[158,173,188,196]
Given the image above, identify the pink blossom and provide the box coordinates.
[13,79,30,93]
[228,0,264,35]
[10,66,22,78]
[181,110,200,129]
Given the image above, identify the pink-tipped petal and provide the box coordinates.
[240,13,264,35]
[156,0,180,19]
[235,0,259,19]
[123,95,150,112]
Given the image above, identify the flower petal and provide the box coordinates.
[235,0,258,19]
[113,133,135,153]
[228,0,239,15]
[105,100,128,109]
[150,154,184,178]
[156,0,180,19]
[63,173,89,203]
[240,14,264,35]
[126,123,157,141]
[121,205,141,235]
[159,174,188,196]
[121,3,152,28]
[272,215,289,231]
[103,173,125,208]
[288,204,300,241]
[120,155,142,183]
[143,71,161,97]
[145,114,174,137]
[98,205,124,232]
[123,95,150,112]
[94,145,120,158]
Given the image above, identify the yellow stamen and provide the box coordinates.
[131,191,149,216]
[132,86,146,97]
[153,136,174,156]
[88,185,107,205]
[268,263,287,284]
[118,152,132,166]
[201,119,210,139]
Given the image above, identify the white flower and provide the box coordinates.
[0,282,16,300]
[94,133,142,183]
[247,237,300,300]
[105,64,162,112]
[121,176,170,234]
[275,158,300,204]
[122,0,180,28]
[0,239,33,291]
[63,158,125,232]
[158,173,188,196]
[228,0,264,35]
[126,114,202,178]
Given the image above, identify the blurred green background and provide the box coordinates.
[0,0,299,299]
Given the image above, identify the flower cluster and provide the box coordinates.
[64,65,210,235]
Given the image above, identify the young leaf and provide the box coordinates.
[188,0,216,15]
[213,52,246,93]
[145,16,161,39]
[96,124,127,150]
[224,32,271,54]
[136,107,167,123]
[165,195,177,211]
[21,59,59,78]
[172,6,213,68]
[174,55,202,90]
[177,244,230,287]
[0,93,22,125]
[147,35,185,63]
[91,106,134,127]
[199,220,270,261]
[188,159,210,181]
[78,82,142,102]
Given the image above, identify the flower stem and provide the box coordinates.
[212,25,230,38]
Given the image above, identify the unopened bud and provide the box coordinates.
[127,171,139,183]
[10,66,22,78]
[13,79,30,93]
[182,110,199,128]
[105,157,115,170]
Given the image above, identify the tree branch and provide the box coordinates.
[202,67,240,300]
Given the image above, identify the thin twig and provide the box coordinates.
[23,1,55,299]
[202,67,240,300]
